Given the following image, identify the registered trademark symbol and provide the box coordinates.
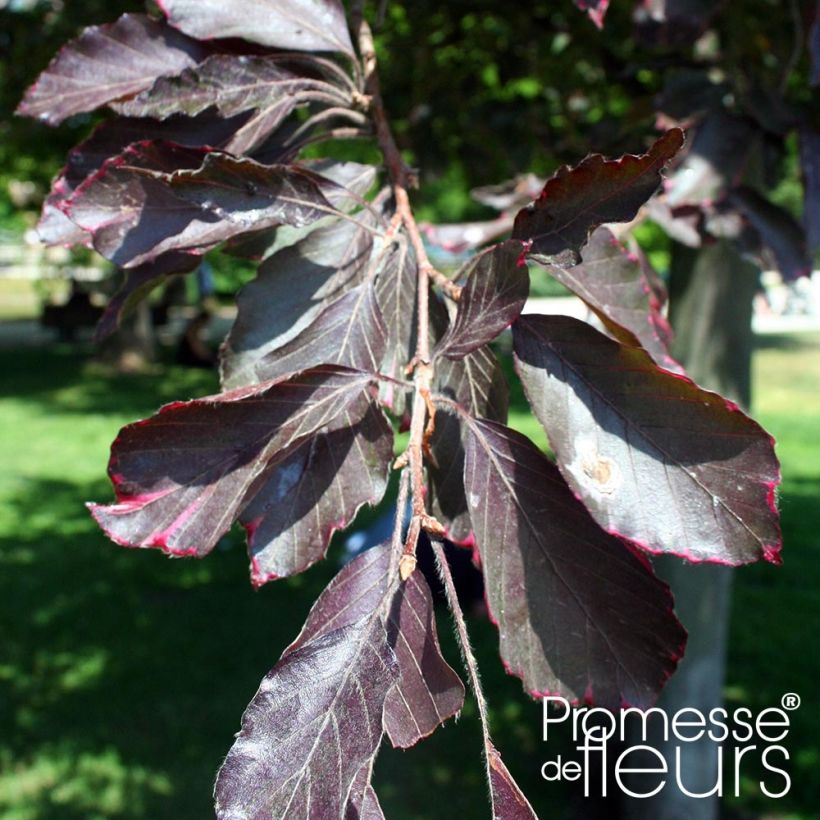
[781,692,800,710]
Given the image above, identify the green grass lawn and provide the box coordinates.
[0,332,817,819]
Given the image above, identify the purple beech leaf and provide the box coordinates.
[471,174,545,212]
[94,252,201,341]
[113,53,349,155]
[159,0,354,56]
[574,0,610,28]
[38,112,250,247]
[345,763,385,820]
[512,129,684,263]
[220,160,378,261]
[801,128,820,252]
[166,153,338,230]
[252,281,387,385]
[374,233,418,416]
[434,240,529,360]
[535,227,682,373]
[65,144,336,268]
[17,14,207,126]
[463,416,687,708]
[513,315,782,566]
[239,404,393,586]
[89,365,380,560]
[430,347,509,544]
[487,741,539,820]
[221,215,375,390]
[286,543,464,748]
[214,617,398,819]
[381,559,466,748]
[728,185,811,281]
[422,216,514,254]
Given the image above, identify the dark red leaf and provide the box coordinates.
[430,348,509,543]
[512,129,684,263]
[487,741,539,820]
[114,53,349,154]
[214,618,398,819]
[381,563,466,747]
[463,416,686,708]
[574,0,610,28]
[65,144,336,268]
[38,112,250,248]
[513,315,782,566]
[250,281,386,384]
[535,227,682,373]
[89,366,381,560]
[729,185,811,281]
[286,543,464,748]
[221,216,374,390]
[434,240,529,360]
[160,0,354,56]
[17,14,207,126]
[240,404,392,585]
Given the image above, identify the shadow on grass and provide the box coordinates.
[0,473,340,818]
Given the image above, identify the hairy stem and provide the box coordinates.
[430,539,491,733]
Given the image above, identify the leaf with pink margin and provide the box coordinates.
[239,404,393,586]
[160,0,354,56]
[37,112,250,248]
[286,543,465,748]
[512,129,684,263]
[463,416,687,708]
[513,314,782,566]
[65,144,336,268]
[89,366,379,560]
[434,240,529,361]
[535,227,683,373]
[17,14,207,126]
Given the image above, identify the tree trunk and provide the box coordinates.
[620,239,759,819]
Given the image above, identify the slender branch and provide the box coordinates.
[430,540,490,728]
[358,17,446,579]
[284,106,369,146]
